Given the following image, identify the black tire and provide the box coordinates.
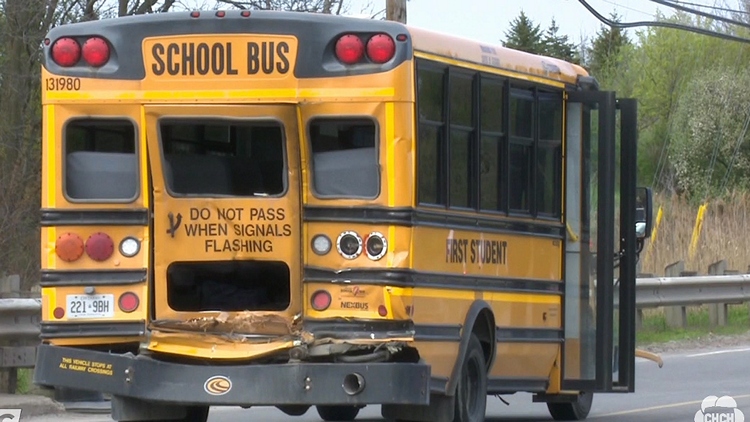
[547,392,593,421]
[453,334,488,422]
[316,405,361,421]
[277,405,311,416]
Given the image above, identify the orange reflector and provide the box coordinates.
[55,233,84,262]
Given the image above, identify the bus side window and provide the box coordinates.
[64,119,138,201]
[309,118,379,198]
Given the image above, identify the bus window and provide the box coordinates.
[479,77,505,212]
[509,89,534,212]
[537,93,563,217]
[449,73,473,209]
[309,118,378,198]
[159,121,285,197]
[64,119,137,201]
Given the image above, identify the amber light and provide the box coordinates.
[118,292,140,313]
[86,232,114,262]
[56,233,84,262]
[311,290,332,311]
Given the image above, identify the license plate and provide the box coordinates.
[66,294,114,319]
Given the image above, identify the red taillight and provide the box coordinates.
[51,37,81,67]
[335,34,365,65]
[81,37,110,67]
[378,305,388,317]
[118,292,140,313]
[85,232,114,262]
[56,233,85,262]
[366,34,396,64]
[53,307,65,319]
[311,290,332,311]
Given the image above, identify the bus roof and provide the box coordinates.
[406,25,589,86]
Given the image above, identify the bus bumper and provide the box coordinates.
[33,343,431,406]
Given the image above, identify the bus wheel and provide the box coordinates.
[453,334,487,422]
[547,392,593,421]
[316,405,361,421]
[178,406,209,422]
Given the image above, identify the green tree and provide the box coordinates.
[587,13,630,77]
[542,18,579,63]
[502,11,544,54]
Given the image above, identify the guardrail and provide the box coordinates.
[1,260,750,388]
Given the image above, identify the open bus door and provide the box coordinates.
[561,86,646,395]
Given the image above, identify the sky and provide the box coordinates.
[344,0,682,45]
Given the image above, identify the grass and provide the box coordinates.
[16,368,33,394]
[636,304,750,346]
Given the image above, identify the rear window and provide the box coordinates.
[309,118,379,198]
[159,120,285,196]
[64,119,138,201]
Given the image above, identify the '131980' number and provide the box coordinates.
[46,77,81,91]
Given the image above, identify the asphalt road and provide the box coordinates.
[26,345,750,422]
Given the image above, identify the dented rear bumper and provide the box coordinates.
[34,343,431,406]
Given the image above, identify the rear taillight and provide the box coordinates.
[81,36,110,67]
[365,232,388,260]
[337,231,362,259]
[366,34,396,64]
[118,292,140,313]
[53,307,65,319]
[311,290,332,311]
[86,232,114,262]
[56,233,85,262]
[335,34,365,65]
[51,37,81,67]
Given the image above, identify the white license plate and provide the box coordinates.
[66,294,115,319]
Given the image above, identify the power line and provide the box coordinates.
[661,0,750,16]
[648,0,750,30]
[576,0,750,44]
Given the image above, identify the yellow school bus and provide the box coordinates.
[34,9,653,422]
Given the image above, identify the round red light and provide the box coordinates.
[366,34,396,64]
[241,11,251,17]
[378,305,388,317]
[56,233,85,262]
[311,290,332,311]
[335,34,365,65]
[216,11,225,17]
[190,11,200,18]
[82,37,110,67]
[53,307,65,319]
[51,37,81,67]
[118,292,140,313]
[85,232,114,262]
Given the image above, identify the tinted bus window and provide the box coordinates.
[309,119,378,198]
[160,121,285,196]
[64,119,137,201]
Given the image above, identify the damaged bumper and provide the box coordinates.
[34,343,431,406]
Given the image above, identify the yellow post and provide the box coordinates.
[689,203,708,260]
[644,205,663,267]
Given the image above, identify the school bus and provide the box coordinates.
[33,9,654,422]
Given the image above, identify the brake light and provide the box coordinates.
[366,34,396,64]
[335,34,365,65]
[311,290,332,311]
[53,307,65,319]
[85,232,114,262]
[81,37,110,67]
[55,233,85,262]
[118,292,140,313]
[51,37,81,67]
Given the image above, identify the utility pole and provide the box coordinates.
[386,0,407,23]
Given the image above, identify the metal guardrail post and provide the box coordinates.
[664,261,687,328]
[708,260,729,326]
[0,297,41,393]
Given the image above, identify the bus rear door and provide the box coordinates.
[143,104,303,350]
